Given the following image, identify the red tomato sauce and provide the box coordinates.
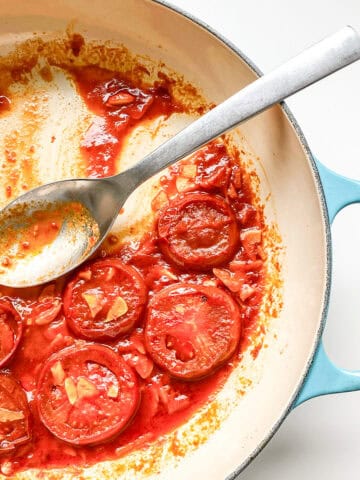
[0,67,266,476]
[69,66,183,178]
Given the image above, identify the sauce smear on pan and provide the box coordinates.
[70,66,183,178]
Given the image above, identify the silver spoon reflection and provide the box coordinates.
[0,26,359,287]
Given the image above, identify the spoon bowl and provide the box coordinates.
[0,177,123,287]
[0,26,359,287]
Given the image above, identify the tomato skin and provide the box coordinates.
[0,373,31,453]
[37,343,140,446]
[145,283,242,380]
[63,259,147,340]
[0,300,23,368]
[157,192,239,270]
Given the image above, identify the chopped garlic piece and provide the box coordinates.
[0,407,25,422]
[38,284,56,301]
[64,377,78,405]
[176,176,193,192]
[104,267,116,281]
[239,284,256,302]
[181,164,197,178]
[77,377,98,399]
[51,361,66,385]
[105,297,128,322]
[203,279,217,287]
[1,461,14,476]
[161,268,177,280]
[240,228,262,245]
[151,190,168,211]
[78,270,92,281]
[175,305,185,314]
[107,384,119,398]
[82,291,104,318]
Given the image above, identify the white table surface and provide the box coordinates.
[169,1,360,478]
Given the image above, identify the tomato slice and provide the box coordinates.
[157,192,239,270]
[63,259,147,340]
[0,300,22,368]
[0,373,31,453]
[37,343,139,445]
[144,283,241,379]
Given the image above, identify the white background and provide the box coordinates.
[169,1,360,478]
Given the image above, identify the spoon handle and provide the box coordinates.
[119,26,360,188]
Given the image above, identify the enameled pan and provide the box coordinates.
[0,0,359,478]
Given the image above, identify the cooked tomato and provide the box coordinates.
[145,283,241,379]
[37,343,139,446]
[63,259,147,340]
[0,300,22,368]
[0,66,267,475]
[0,373,31,453]
[157,192,239,270]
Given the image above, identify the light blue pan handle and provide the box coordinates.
[294,160,360,407]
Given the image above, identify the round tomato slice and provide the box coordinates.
[157,192,239,270]
[0,373,31,453]
[63,259,147,340]
[37,343,139,445]
[145,283,241,380]
[0,300,22,368]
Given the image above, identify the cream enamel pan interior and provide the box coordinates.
[0,0,329,478]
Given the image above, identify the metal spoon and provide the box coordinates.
[0,26,359,288]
